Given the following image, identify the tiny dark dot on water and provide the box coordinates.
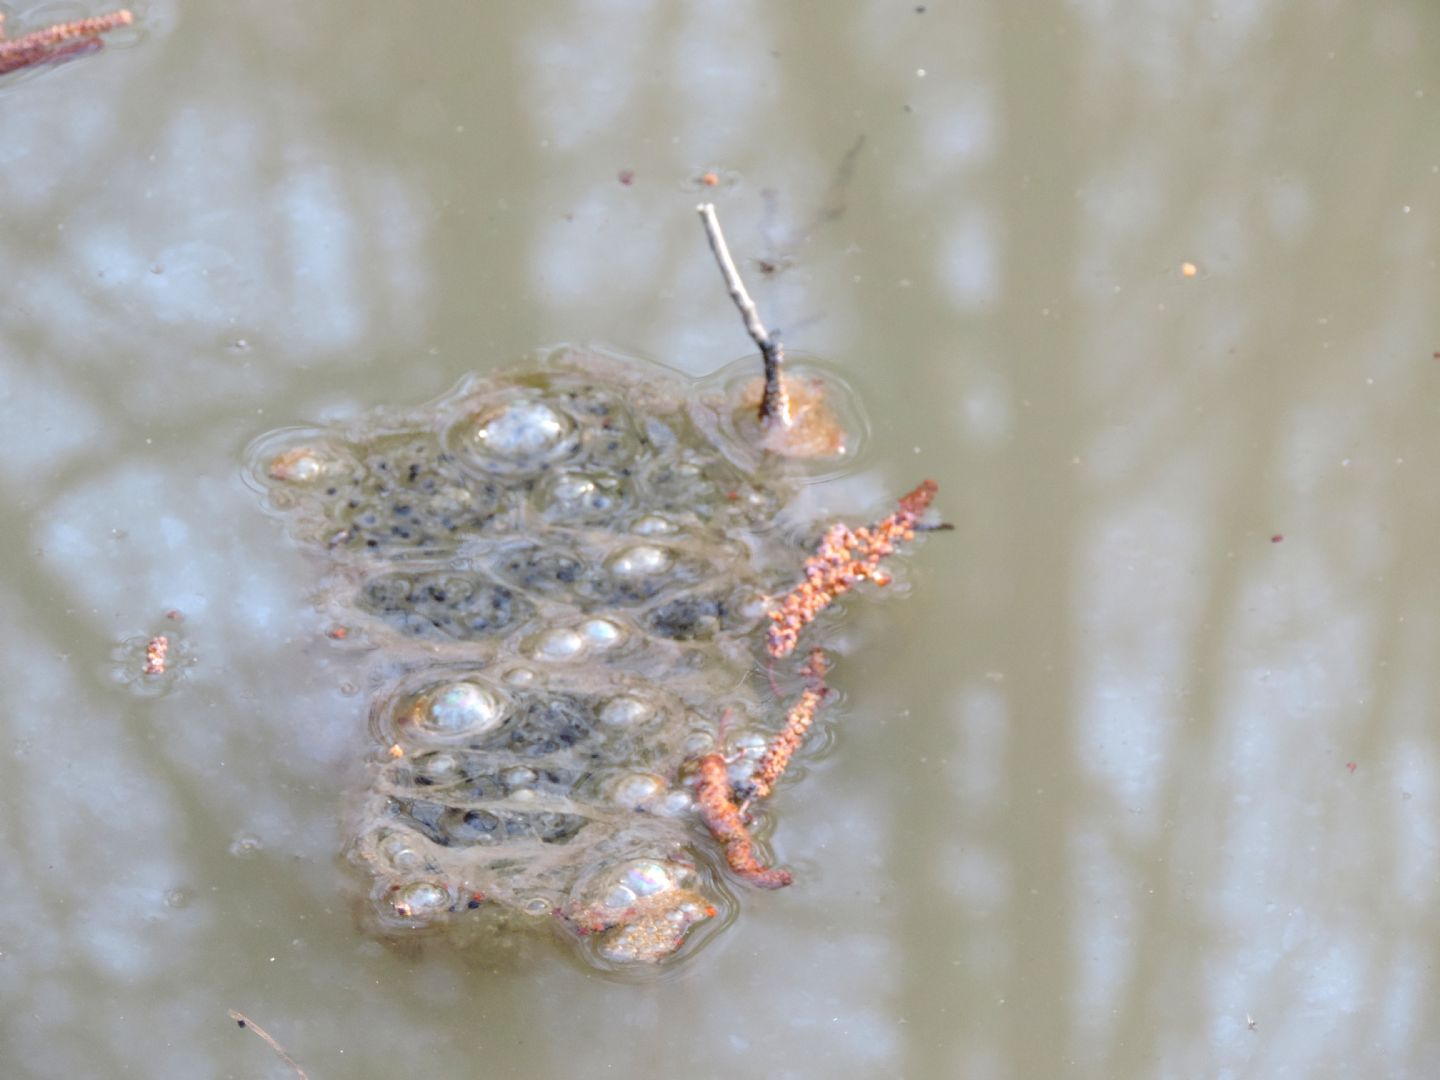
[236,1020,247,1028]
[468,898,482,908]
[325,486,337,495]
[916,4,926,10]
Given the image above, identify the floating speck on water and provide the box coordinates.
[230,835,263,858]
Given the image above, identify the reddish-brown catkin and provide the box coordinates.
[747,648,829,800]
[766,480,938,659]
[693,754,792,889]
[0,10,133,76]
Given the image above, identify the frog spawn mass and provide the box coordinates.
[248,348,927,969]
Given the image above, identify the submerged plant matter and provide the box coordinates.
[0,9,132,76]
[248,210,938,968]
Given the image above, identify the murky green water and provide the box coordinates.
[4,2,1440,1076]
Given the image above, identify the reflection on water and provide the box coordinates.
[3,1,1440,1076]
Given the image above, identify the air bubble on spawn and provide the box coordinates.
[599,694,656,728]
[531,627,585,661]
[731,731,768,759]
[579,618,624,649]
[604,883,638,909]
[503,667,537,686]
[417,752,462,783]
[682,730,716,756]
[268,445,342,484]
[632,515,677,536]
[620,860,675,898]
[522,896,552,917]
[607,544,673,577]
[501,765,537,790]
[612,772,666,810]
[659,790,694,816]
[377,830,426,872]
[413,681,505,738]
[391,880,452,919]
[469,399,573,459]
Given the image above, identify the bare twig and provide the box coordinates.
[228,1010,309,1080]
[697,203,792,428]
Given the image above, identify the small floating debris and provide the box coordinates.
[142,634,169,676]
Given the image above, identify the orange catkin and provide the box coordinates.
[693,754,792,889]
[747,648,829,801]
[767,479,938,659]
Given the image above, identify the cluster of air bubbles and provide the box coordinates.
[527,618,626,662]
[597,896,714,966]
[596,859,680,912]
[540,471,627,517]
[501,765,538,800]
